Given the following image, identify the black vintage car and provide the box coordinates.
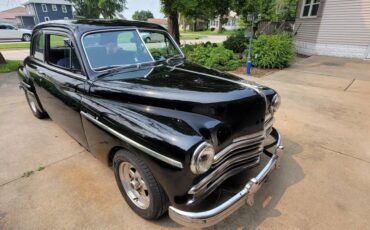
[18,19,284,227]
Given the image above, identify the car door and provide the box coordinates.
[26,29,89,148]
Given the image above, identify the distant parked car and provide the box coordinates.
[141,31,163,43]
[0,24,32,41]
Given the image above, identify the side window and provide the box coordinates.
[33,32,45,61]
[47,34,81,72]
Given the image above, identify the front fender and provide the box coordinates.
[81,96,222,204]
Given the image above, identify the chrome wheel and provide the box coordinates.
[23,34,31,41]
[119,162,150,209]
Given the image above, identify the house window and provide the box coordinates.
[44,17,50,21]
[52,4,57,11]
[61,5,67,13]
[301,0,320,17]
[41,4,48,12]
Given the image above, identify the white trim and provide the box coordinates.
[300,0,320,18]
[23,0,73,5]
[64,17,69,20]
[61,5,67,13]
[44,16,50,21]
[52,4,57,11]
[41,3,48,12]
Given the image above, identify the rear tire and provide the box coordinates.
[25,90,47,119]
[113,150,168,219]
[22,34,31,42]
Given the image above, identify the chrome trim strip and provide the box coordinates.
[169,127,284,228]
[135,28,155,61]
[80,111,183,169]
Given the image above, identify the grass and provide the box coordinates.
[180,30,236,36]
[0,42,30,50]
[180,34,207,40]
[0,60,22,73]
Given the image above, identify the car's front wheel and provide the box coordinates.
[22,34,31,42]
[113,150,168,219]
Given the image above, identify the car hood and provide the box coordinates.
[89,61,268,141]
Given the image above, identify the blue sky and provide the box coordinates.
[0,0,165,19]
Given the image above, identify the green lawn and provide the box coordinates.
[0,60,22,73]
[180,34,207,40]
[0,42,30,50]
[180,30,236,36]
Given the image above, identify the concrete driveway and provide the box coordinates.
[0,55,370,229]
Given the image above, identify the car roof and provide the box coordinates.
[34,19,167,34]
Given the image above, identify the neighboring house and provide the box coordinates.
[0,6,28,27]
[209,11,239,31]
[23,0,73,24]
[147,18,168,29]
[295,0,370,59]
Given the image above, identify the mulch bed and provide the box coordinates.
[230,64,280,78]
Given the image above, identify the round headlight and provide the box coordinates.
[271,93,281,112]
[191,142,215,175]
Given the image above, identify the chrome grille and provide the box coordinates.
[188,132,264,199]
[188,112,275,203]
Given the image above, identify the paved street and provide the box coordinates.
[0,56,370,229]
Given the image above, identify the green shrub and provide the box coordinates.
[185,44,241,71]
[250,33,295,69]
[223,32,248,54]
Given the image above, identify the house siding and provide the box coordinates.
[317,0,370,46]
[33,3,73,23]
[295,0,370,59]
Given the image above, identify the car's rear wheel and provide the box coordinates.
[145,37,151,43]
[25,90,47,119]
[113,150,168,219]
[22,34,31,42]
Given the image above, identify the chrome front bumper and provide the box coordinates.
[169,128,284,228]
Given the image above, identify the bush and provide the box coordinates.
[223,32,248,54]
[250,33,295,69]
[185,44,241,71]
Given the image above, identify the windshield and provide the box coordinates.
[82,29,182,71]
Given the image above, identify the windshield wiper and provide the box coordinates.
[166,54,184,65]
[95,62,158,79]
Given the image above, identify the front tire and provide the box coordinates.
[25,90,47,119]
[113,150,168,219]
[22,34,31,42]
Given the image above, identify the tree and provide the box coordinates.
[69,0,127,19]
[132,10,154,21]
[99,0,127,19]
[69,0,100,18]
[0,52,6,65]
